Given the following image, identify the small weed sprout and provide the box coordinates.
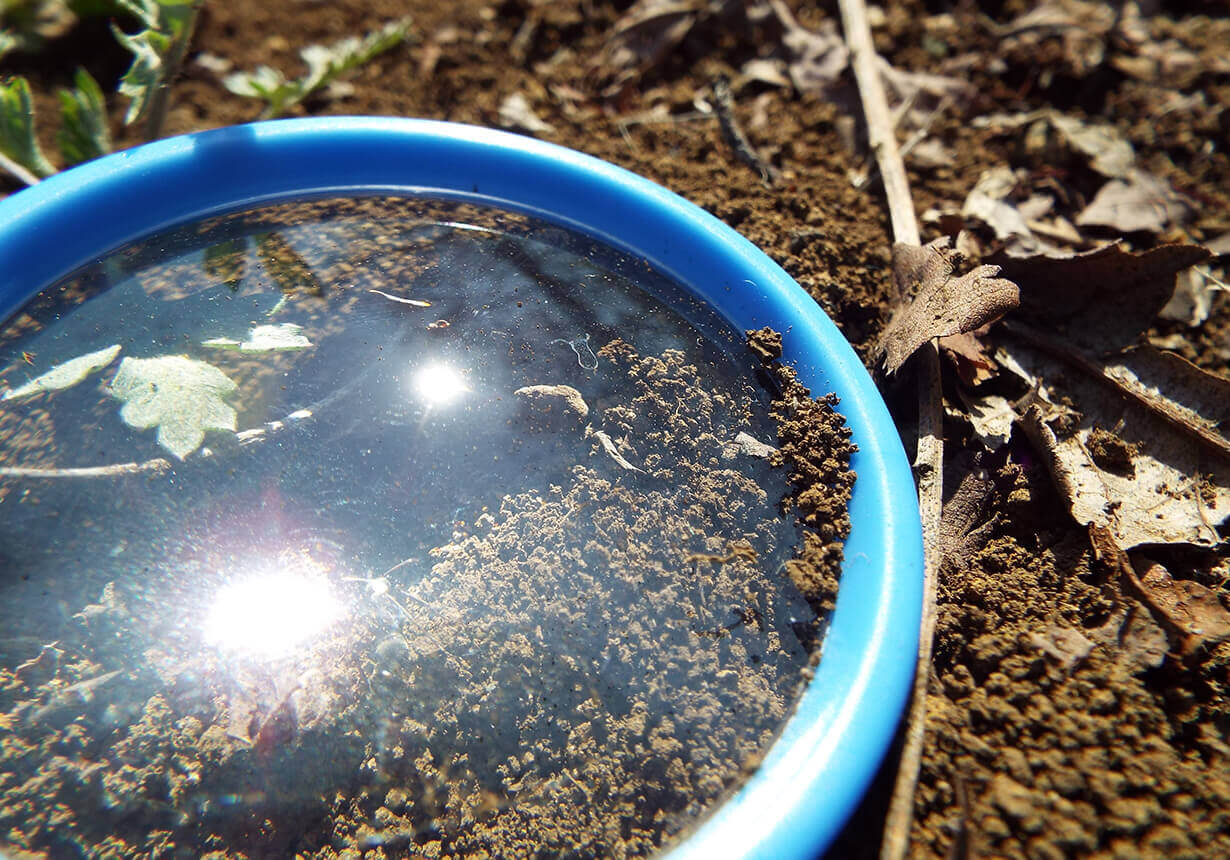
[223,18,412,119]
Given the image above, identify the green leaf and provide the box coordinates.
[112,21,168,124]
[223,17,411,119]
[3,344,121,401]
[0,30,16,61]
[110,354,238,459]
[56,67,111,166]
[112,0,195,125]
[0,76,57,179]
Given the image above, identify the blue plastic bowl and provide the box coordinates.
[0,118,922,858]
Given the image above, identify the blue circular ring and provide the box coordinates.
[0,118,923,858]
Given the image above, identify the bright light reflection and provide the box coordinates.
[204,571,342,658]
[413,363,469,406]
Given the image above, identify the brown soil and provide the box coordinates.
[3,0,1230,858]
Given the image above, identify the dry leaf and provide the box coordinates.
[957,392,1015,451]
[1090,525,1230,655]
[973,111,1134,179]
[202,323,312,353]
[940,331,996,387]
[1007,337,1230,548]
[1076,169,1194,234]
[991,242,1211,354]
[514,384,590,424]
[592,0,703,95]
[1137,561,1230,652]
[1088,603,1168,672]
[1047,113,1134,179]
[1159,235,1230,327]
[938,460,998,569]
[498,93,555,136]
[766,0,848,97]
[878,238,1019,374]
[961,167,1052,256]
[907,138,954,170]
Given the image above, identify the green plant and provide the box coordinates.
[112,0,202,138]
[223,18,411,119]
[0,70,109,183]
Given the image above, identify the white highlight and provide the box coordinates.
[204,570,341,658]
[413,363,468,405]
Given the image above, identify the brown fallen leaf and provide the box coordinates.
[937,457,998,573]
[878,238,1019,374]
[973,110,1135,179]
[591,0,705,96]
[1090,525,1230,656]
[990,242,1211,354]
[766,0,848,97]
[939,331,996,387]
[1076,169,1195,235]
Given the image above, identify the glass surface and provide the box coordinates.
[0,196,821,858]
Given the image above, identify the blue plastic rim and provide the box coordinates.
[0,118,923,858]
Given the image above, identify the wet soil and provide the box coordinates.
[3,0,1230,857]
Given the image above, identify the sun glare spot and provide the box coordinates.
[413,362,469,406]
[204,569,342,658]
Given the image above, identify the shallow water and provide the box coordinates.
[0,196,821,857]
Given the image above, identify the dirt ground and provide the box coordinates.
[3,0,1230,858]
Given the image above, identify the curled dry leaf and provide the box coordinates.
[878,238,1019,374]
[991,242,1211,354]
[956,391,1015,451]
[939,331,996,387]
[586,426,644,473]
[1077,169,1194,235]
[1090,525,1230,656]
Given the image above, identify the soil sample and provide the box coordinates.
[0,197,854,858]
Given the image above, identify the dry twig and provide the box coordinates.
[836,0,941,858]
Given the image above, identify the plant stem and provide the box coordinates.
[836,1,942,858]
[144,0,205,142]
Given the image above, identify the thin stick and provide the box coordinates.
[0,151,41,187]
[839,0,919,247]
[836,1,941,858]
[0,459,171,478]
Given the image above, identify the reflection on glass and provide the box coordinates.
[203,566,342,658]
